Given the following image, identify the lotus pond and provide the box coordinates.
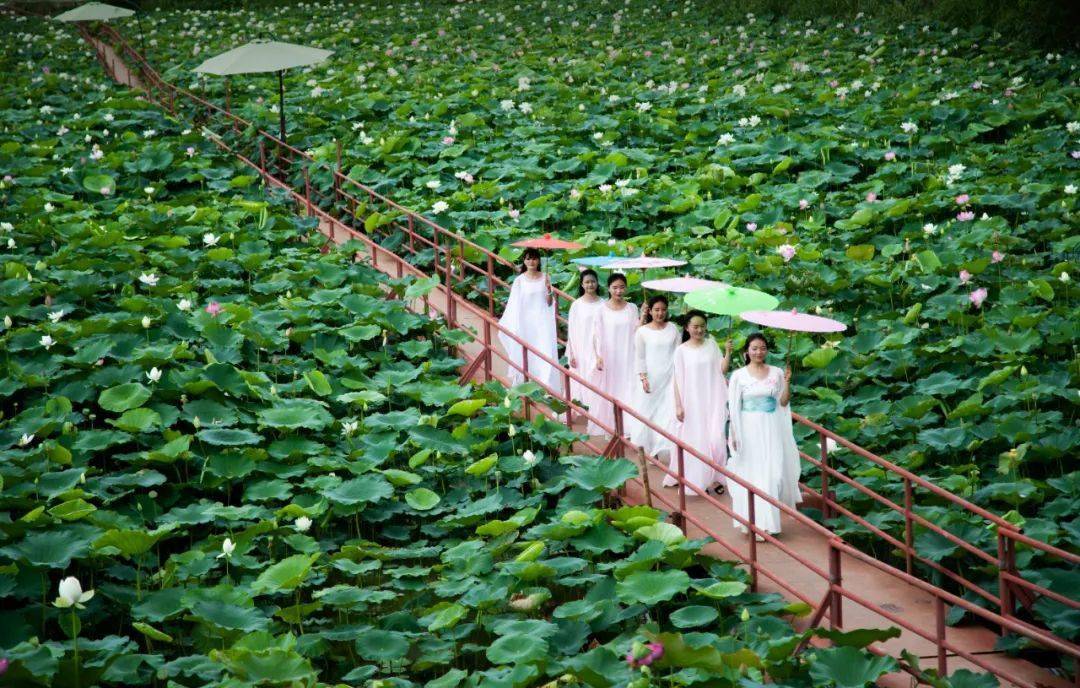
[112,0,1080,641]
[0,13,962,688]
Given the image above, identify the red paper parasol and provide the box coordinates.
[512,233,585,250]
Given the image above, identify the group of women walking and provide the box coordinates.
[499,250,802,538]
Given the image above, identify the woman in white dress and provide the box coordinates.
[631,295,679,463]
[669,311,732,496]
[588,273,638,437]
[566,269,604,415]
[727,332,802,539]
[498,248,563,396]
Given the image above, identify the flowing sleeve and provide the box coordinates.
[772,365,803,505]
[565,300,579,364]
[672,345,685,412]
[727,368,743,454]
[592,305,604,363]
[712,340,729,423]
[634,327,647,376]
[497,276,523,368]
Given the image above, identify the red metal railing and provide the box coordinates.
[81,24,1080,686]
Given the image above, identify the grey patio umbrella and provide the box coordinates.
[193,40,333,144]
[53,2,133,21]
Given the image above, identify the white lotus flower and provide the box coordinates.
[1066,185,1077,195]
[523,450,539,466]
[48,309,65,323]
[177,298,192,312]
[3,315,11,328]
[901,121,918,134]
[922,223,936,236]
[717,133,735,145]
[1061,272,1071,283]
[1067,122,1080,134]
[138,273,159,287]
[431,200,449,215]
[55,576,94,609]
[0,222,12,231]
[44,202,55,213]
[217,538,235,559]
[203,232,219,246]
[141,316,152,329]
[342,419,359,436]
[18,433,34,446]
[294,516,313,533]
[6,238,14,249]
[40,335,55,350]
[146,367,162,383]
[144,186,155,196]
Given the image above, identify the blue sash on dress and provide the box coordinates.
[741,396,777,413]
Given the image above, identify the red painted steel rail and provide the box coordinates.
[80,22,1079,686]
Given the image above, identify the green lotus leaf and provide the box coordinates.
[98,382,152,413]
[257,399,333,430]
[670,605,720,629]
[615,570,691,605]
[356,629,410,661]
[808,645,898,688]
[405,488,441,511]
[197,428,262,446]
[564,457,638,491]
[486,634,548,665]
[251,554,318,595]
[325,476,393,506]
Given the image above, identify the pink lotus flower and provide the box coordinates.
[959,269,971,284]
[956,211,975,222]
[829,80,839,88]
[643,50,652,57]
[884,151,896,161]
[991,250,1004,263]
[969,287,988,308]
[1071,151,1080,159]
[186,146,196,157]
[205,301,223,316]
[626,642,664,668]
[798,199,809,210]
[955,194,970,205]
[442,136,455,145]
[865,192,877,202]
[438,29,446,36]
[746,222,757,232]
[0,657,7,675]
[779,244,796,262]
[42,66,51,74]
[508,208,520,220]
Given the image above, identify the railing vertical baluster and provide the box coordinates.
[303,166,312,216]
[483,319,492,382]
[486,255,495,315]
[614,407,625,458]
[259,140,267,186]
[998,532,1015,628]
[829,539,842,629]
[748,494,758,592]
[935,595,947,675]
[820,430,831,523]
[522,352,531,422]
[676,446,687,535]
[563,371,573,428]
[407,214,415,255]
[904,477,914,575]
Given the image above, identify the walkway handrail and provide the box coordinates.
[80,24,1080,686]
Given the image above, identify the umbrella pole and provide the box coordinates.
[277,69,287,144]
[786,330,794,369]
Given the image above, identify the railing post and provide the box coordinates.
[334,139,342,199]
[748,493,758,592]
[564,370,573,428]
[675,446,687,535]
[522,353,531,422]
[486,255,496,315]
[829,539,843,630]
[820,430,831,523]
[935,595,947,675]
[614,407,625,458]
[303,165,312,216]
[997,531,1015,629]
[904,477,914,575]
[407,214,415,255]
[483,319,492,381]
[259,140,267,186]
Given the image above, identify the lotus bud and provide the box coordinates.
[3,315,11,328]
[507,424,516,438]
[54,576,94,609]
[504,396,511,408]
[740,608,750,621]
[141,315,152,329]
[193,416,201,429]
[217,538,235,559]
[1020,366,1027,376]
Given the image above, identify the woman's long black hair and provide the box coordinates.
[641,294,669,325]
[578,268,602,296]
[519,247,542,273]
[681,309,708,343]
[742,332,771,365]
[606,271,627,289]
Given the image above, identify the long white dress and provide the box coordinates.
[587,300,638,436]
[630,323,679,457]
[498,273,563,396]
[726,365,802,535]
[566,297,605,413]
[667,338,728,492]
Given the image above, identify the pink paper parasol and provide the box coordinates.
[740,308,847,366]
[740,309,847,333]
[512,233,585,250]
[641,276,726,293]
[603,255,687,270]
